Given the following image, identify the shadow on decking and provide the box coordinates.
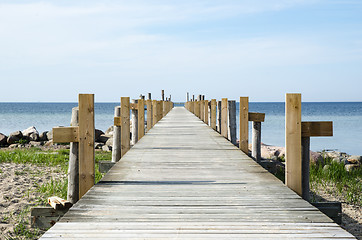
[98,180,247,185]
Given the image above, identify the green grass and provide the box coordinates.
[0,148,112,239]
[310,157,362,205]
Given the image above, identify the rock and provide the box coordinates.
[98,134,109,144]
[95,142,104,149]
[105,126,114,137]
[323,165,330,172]
[345,164,359,172]
[9,144,19,149]
[0,133,8,146]
[332,157,343,164]
[310,151,324,165]
[105,137,113,147]
[95,129,105,142]
[39,131,49,141]
[323,151,348,159]
[102,145,112,152]
[7,131,23,144]
[22,126,39,141]
[347,155,361,164]
[46,130,53,140]
[342,158,350,165]
[29,141,42,147]
[260,144,285,159]
[44,140,53,147]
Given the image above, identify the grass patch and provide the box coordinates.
[310,157,362,205]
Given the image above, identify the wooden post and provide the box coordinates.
[78,94,95,198]
[195,101,200,118]
[190,101,194,114]
[217,101,221,133]
[186,92,189,102]
[163,101,167,117]
[210,99,216,130]
[301,136,310,201]
[204,100,209,125]
[200,100,205,122]
[252,122,261,162]
[68,107,79,204]
[162,90,165,101]
[53,94,95,199]
[285,93,302,196]
[138,99,145,140]
[121,97,130,157]
[146,99,152,131]
[239,97,249,154]
[131,99,138,145]
[148,93,152,100]
[156,101,163,122]
[221,98,228,138]
[152,100,157,127]
[111,106,121,163]
[228,100,237,145]
[192,95,195,101]
[301,121,333,201]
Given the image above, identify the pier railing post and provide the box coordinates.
[138,98,145,140]
[204,100,209,125]
[152,100,157,127]
[146,97,152,132]
[200,100,205,122]
[221,98,228,138]
[195,101,200,118]
[217,101,221,133]
[249,112,265,162]
[228,100,237,145]
[120,97,130,157]
[210,99,217,130]
[285,93,302,196]
[68,107,79,204]
[112,106,121,163]
[239,97,249,154]
[131,99,138,145]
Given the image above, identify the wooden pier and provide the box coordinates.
[40,107,355,239]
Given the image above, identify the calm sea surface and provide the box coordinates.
[0,102,361,155]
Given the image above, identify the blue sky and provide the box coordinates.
[0,0,361,102]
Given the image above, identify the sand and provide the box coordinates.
[0,162,65,239]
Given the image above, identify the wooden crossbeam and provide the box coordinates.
[114,117,121,127]
[248,112,265,122]
[53,127,79,143]
[302,121,333,137]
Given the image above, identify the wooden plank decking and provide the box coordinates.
[40,107,355,239]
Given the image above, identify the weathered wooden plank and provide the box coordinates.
[138,99,145,139]
[221,98,228,138]
[78,94,95,198]
[121,97,130,158]
[239,97,249,154]
[301,121,333,137]
[210,99,217,130]
[285,93,302,196]
[52,126,79,143]
[248,112,265,122]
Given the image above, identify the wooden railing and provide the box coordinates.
[52,91,173,204]
[185,93,333,201]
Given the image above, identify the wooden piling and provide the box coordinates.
[252,121,261,162]
[210,99,216,130]
[131,99,138,145]
[285,93,302,196]
[195,101,200,118]
[146,99,152,131]
[200,100,205,122]
[228,100,237,145]
[152,100,157,127]
[217,101,221,133]
[162,90,165,101]
[138,99,145,140]
[221,98,228,138]
[78,94,95,198]
[112,106,121,163]
[68,107,79,204]
[239,97,249,154]
[301,136,310,201]
[157,101,163,122]
[121,97,130,158]
[204,100,209,125]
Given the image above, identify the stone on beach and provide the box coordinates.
[21,126,39,141]
[7,131,23,145]
[0,133,8,146]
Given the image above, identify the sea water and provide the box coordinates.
[0,102,361,155]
